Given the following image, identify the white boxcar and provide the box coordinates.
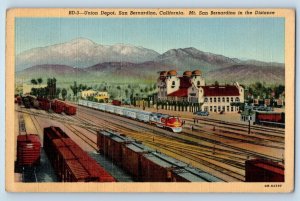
[79,99,88,106]
[105,105,115,113]
[123,108,137,119]
[98,103,106,111]
[114,107,124,116]
[136,111,151,123]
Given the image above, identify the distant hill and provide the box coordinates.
[15,38,285,85]
[16,38,160,71]
[205,65,284,85]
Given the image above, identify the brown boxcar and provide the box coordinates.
[140,153,174,182]
[245,159,284,182]
[38,98,50,111]
[112,100,122,106]
[51,100,66,114]
[171,166,221,182]
[65,104,77,115]
[43,126,116,182]
[17,134,41,167]
[121,142,152,181]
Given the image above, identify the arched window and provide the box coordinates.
[171,81,176,88]
[236,97,240,102]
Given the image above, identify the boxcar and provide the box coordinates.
[255,112,285,128]
[122,142,152,181]
[65,105,77,115]
[43,126,116,182]
[136,111,151,123]
[112,100,122,106]
[17,134,41,167]
[245,159,284,182]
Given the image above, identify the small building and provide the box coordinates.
[80,90,98,99]
[94,91,109,102]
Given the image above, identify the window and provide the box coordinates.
[222,106,225,112]
[210,106,213,112]
[227,106,229,111]
[222,97,225,102]
[171,81,175,88]
[197,81,200,86]
[236,97,240,102]
[231,106,234,112]
[231,97,234,102]
[204,106,208,112]
[214,106,217,112]
[214,98,216,102]
[226,97,229,102]
[218,97,220,102]
[204,98,208,102]
[218,106,221,112]
[210,98,213,102]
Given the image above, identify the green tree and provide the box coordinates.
[31,79,38,85]
[70,81,78,97]
[55,88,61,99]
[37,78,43,85]
[61,88,67,100]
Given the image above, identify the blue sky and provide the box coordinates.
[15,17,285,63]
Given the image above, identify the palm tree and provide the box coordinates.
[31,79,38,85]
[37,78,43,85]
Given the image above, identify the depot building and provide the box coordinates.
[157,70,244,113]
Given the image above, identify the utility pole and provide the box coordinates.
[248,109,251,134]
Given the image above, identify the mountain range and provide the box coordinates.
[16,38,285,85]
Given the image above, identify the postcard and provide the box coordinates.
[6,8,295,192]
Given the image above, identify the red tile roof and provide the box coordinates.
[167,88,188,97]
[202,85,240,96]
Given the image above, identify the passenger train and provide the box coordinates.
[78,99,183,133]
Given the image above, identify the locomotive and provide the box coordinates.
[78,99,183,133]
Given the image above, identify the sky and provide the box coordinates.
[15,17,285,63]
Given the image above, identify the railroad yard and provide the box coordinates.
[14,99,285,183]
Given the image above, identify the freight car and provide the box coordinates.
[112,100,122,106]
[245,159,284,182]
[51,99,65,114]
[79,99,182,133]
[17,135,41,167]
[97,130,222,182]
[16,114,41,168]
[37,97,51,111]
[254,111,285,128]
[44,126,115,182]
[51,99,77,115]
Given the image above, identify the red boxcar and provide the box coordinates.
[51,100,66,114]
[65,104,77,115]
[245,159,284,182]
[38,98,51,111]
[140,153,173,182]
[17,134,41,167]
[121,143,151,181]
[43,126,116,182]
[112,100,122,106]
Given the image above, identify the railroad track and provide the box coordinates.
[186,119,284,142]
[194,117,284,135]
[78,106,283,161]
[17,106,284,182]
[76,106,284,181]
